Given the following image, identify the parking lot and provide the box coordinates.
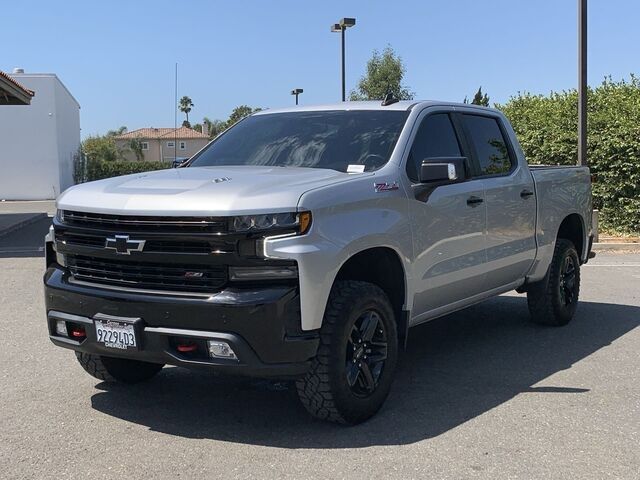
[1,221,638,479]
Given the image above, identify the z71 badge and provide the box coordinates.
[374,181,399,192]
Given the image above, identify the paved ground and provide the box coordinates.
[0,200,56,216]
[0,224,638,479]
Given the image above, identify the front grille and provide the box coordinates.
[61,210,228,234]
[66,255,227,293]
[55,232,234,255]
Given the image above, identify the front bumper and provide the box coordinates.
[44,267,319,378]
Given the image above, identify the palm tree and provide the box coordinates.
[179,96,194,125]
[106,126,128,137]
[128,139,145,161]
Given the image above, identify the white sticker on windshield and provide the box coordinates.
[347,164,365,174]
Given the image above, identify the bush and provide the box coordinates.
[498,76,640,235]
[85,159,171,182]
[82,135,120,163]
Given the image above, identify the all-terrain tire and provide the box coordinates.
[296,280,398,425]
[527,238,581,326]
[75,352,164,384]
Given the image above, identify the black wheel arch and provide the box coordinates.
[556,213,586,262]
[334,247,409,347]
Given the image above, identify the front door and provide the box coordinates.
[405,112,488,321]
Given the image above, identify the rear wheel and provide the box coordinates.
[75,352,164,384]
[296,280,398,424]
[527,239,580,326]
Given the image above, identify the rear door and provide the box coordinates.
[406,111,488,320]
[461,113,536,289]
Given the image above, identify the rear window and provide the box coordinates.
[189,110,409,172]
[463,115,513,175]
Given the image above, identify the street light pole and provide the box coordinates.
[291,88,303,105]
[331,18,356,102]
[578,0,587,166]
[341,26,346,101]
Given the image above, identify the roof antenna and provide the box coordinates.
[381,90,399,106]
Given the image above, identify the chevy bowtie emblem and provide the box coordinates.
[105,235,146,255]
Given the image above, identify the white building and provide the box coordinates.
[0,69,80,200]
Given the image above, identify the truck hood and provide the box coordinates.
[57,166,357,215]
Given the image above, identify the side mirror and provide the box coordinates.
[420,157,467,183]
[172,157,189,168]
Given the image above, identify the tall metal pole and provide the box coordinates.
[578,0,587,166]
[295,93,299,105]
[341,27,346,102]
[174,62,178,164]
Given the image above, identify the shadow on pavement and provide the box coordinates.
[0,216,51,258]
[90,296,638,447]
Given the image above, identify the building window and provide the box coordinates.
[179,141,186,150]
[141,142,149,150]
[166,141,175,148]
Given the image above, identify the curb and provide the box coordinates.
[592,242,640,252]
[0,213,48,239]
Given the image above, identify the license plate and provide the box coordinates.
[95,319,137,350]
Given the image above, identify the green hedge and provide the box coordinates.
[498,76,640,235]
[77,159,171,182]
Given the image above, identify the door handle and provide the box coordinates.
[466,195,484,206]
[520,189,534,198]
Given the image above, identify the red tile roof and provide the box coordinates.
[115,126,209,140]
[0,70,35,104]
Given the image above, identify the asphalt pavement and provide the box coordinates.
[0,225,638,479]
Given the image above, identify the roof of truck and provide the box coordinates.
[254,100,496,115]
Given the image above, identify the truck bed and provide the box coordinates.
[527,165,592,280]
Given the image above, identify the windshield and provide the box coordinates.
[189,110,409,172]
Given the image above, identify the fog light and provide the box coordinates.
[55,320,68,337]
[229,266,298,281]
[207,341,238,360]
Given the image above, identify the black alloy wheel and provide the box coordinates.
[346,310,388,397]
[559,255,578,306]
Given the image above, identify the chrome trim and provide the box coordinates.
[62,211,225,227]
[144,326,229,339]
[67,277,215,299]
[93,312,141,323]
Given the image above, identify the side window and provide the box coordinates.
[463,115,513,176]
[406,113,461,182]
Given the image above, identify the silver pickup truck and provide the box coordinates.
[44,100,593,424]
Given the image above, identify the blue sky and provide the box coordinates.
[2,0,638,137]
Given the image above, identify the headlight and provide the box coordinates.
[56,209,65,223]
[231,211,311,234]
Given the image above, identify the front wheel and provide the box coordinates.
[527,238,581,326]
[296,280,398,424]
[75,352,164,384]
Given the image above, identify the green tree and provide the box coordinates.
[226,105,261,127]
[350,46,414,101]
[196,107,261,141]
[203,117,227,138]
[464,87,490,106]
[106,126,127,137]
[179,96,194,125]
[497,75,640,235]
[127,138,145,161]
[82,135,120,162]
